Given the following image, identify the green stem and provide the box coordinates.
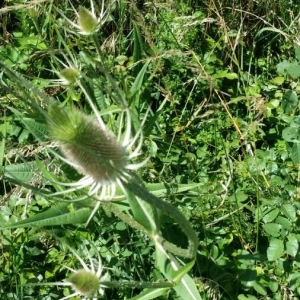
[102,201,150,236]
[124,174,198,259]
[101,280,174,289]
[91,34,128,108]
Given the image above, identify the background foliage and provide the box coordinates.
[1,0,300,299]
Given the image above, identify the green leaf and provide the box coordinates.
[296,46,300,61]
[4,161,38,182]
[252,281,267,296]
[0,117,8,168]
[8,107,48,141]
[126,189,158,233]
[286,235,298,257]
[263,223,282,237]
[290,143,300,164]
[275,216,292,230]
[129,60,150,100]
[128,287,169,300]
[277,60,292,74]
[35,157,63,192]
[146,182,200,198]
[267,239,284,261]
[132,21,144,76]
[276,60,300,78]
[213,70,238,79]
[155,243,201,300]
[238,295,258,300]
[172,259,196,283]
[225,72,238,79]
[282,126,300,142]
[269,278,279,292]
[281,204,296,221]
[282,90,298,114]
[288,273,300,291]
[228,191,248,203]
[270,76,285,85]
[3,203,91,228]
[263,208,279,223]
[287,64,300,79]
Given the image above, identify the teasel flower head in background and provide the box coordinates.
[55,243,108,300]
[58,0,115,35]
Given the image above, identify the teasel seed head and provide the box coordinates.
[78,6,98,34]
[60,67,80,84]
[68,269,100,296]
[48,104,127,184]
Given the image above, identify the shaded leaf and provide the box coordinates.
[282,90,298,114]
[253,281,267,296]
[240,268,256,287]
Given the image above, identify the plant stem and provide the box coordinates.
[101,280,174,289]
[124,173,198,258]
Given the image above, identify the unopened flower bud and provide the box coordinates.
[68,269,100,296]
[60,67,80,84]
[78,6,98,34]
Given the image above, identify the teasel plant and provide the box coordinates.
[0,1,201,299]
[27,240,175,300]
[0,59,198,258]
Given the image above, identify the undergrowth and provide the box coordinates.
[1,0,300,299]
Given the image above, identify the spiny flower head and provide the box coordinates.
[78,6,98,34]
[67,269,100,297]
[59,0,114,35]
[59,67,80,84]
[48,104,127,184]
[58,243,108,300]
[47,83,147,224]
